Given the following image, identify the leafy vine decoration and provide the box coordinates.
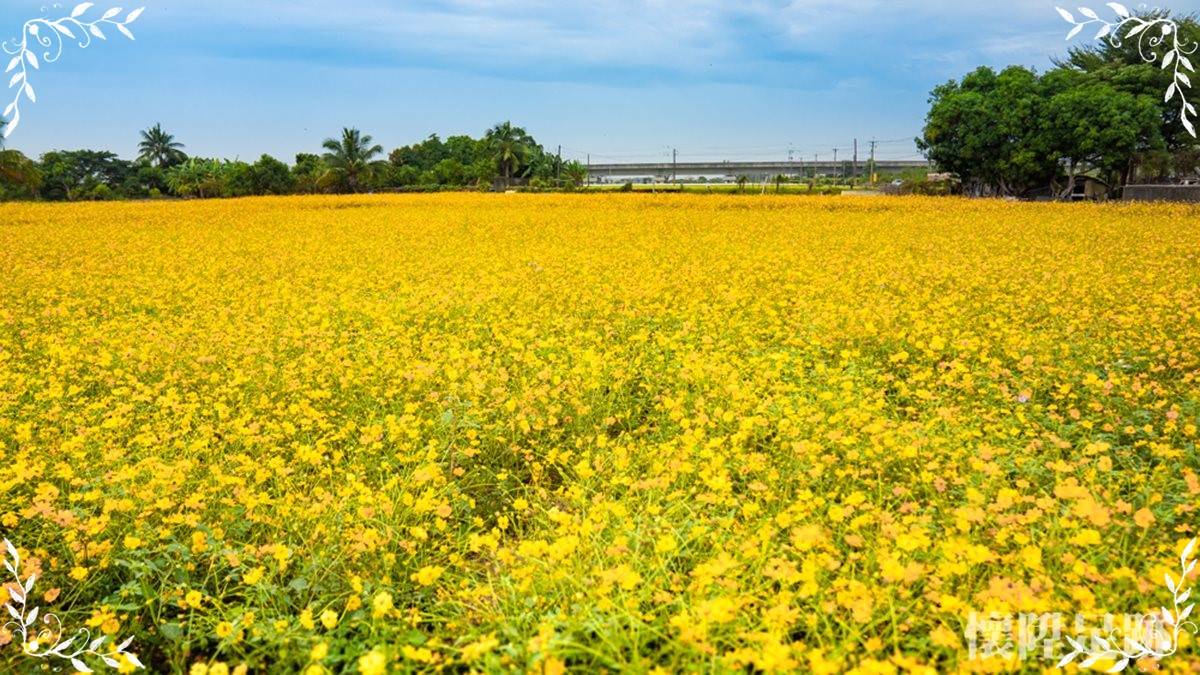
[1057,3,1198,137]
[1055,537,1198,672]
[2,3,144,139]
[2,539,143,672]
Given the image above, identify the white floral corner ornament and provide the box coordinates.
[1056,538,1199,672]
[2,539,143,672]
[1057,3,1198,137]
[2,3,144,139]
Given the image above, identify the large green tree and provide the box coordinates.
[921,11,1200,195]
[1056,10,1200,158]
[1042,69,1164,195]
[39,150,132,201]
[322,128,385,193]
[247,154,295,195]
[918,66,1059,196]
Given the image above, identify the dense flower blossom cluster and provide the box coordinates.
[0,194,1197,672]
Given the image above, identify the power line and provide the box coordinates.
[558,134,924,165]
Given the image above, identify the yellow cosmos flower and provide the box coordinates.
[411,566,444,587]
[371,591,394,619]
[320,609,338,629]
[185,590,204,609]
[242,566,265,585]
[3,194,1197,672]
[358,648,387,675]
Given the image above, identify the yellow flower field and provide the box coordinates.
[1,194,1199,673]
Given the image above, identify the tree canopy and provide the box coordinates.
[137,123,187,169]
[919,10,1198,196]
[321,128,385,193]
[0,121,583,201]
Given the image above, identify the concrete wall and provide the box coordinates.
[1122,185,1200,202]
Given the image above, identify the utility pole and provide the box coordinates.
[556,145,562,181]
[852,138,858,187]
[586,153,591,187]
[672,148,677,183]
[869,139,877,184]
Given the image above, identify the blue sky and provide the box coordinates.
[3,0,1199,163]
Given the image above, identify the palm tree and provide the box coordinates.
[138,123,187,168]
[485,121,533,187]
[321,127,384,193]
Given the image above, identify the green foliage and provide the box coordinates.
[1057,11,1200,153]
[2,121,567,201]
[166,158,290,199]
[389,134,451,173]
[38,150,132,201]
[321,128,386,193]
[166,158,228,199]
[384,125,551,190]
[1043,72,1163,192]
[921,10,1198,196]
[486,121,530,186]
[88,183,115,201]
[919,66,1060,196]
[291,153,329,194]
[0,150,43,200]
[562,160,588,187]
[122,164,168,198]
[248,154,296,195]
[137,123,187,169]
[431,158,468,187]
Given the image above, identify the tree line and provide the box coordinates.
[0,121,588,201]
[918,11,1199,198]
